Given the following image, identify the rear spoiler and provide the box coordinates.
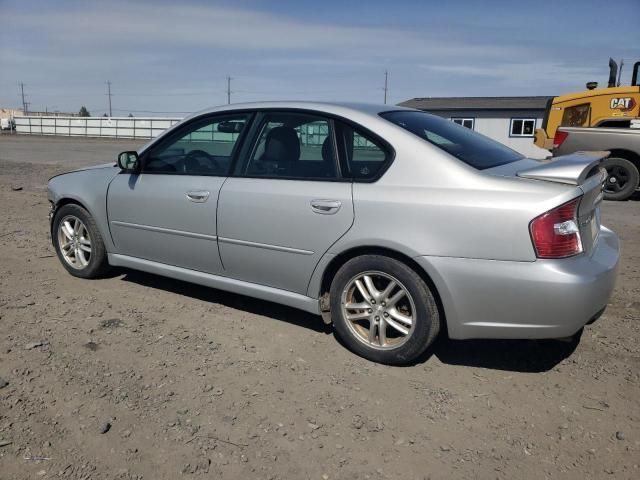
[517,151,609,185]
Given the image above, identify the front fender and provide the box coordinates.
[47,167,120,252]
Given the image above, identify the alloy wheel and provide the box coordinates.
[340,271,416,350]
[57,215,92,269]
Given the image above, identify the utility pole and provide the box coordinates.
[106,80,113,117]
[383,70,389,105]
[227,76,232,105]
[20,82,26,113]
[617,59,624,87]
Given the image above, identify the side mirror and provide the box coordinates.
[117,151,139,171]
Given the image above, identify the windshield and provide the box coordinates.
[380,110,524,169]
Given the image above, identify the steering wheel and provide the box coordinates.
[184,150,220,173]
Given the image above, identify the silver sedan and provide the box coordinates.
[47,102,619,364]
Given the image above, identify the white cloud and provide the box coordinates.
[423,62,603,89]
[3,1,525,59]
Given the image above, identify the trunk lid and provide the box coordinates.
[487,151,609,256]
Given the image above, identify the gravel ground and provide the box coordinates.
[0,135,639,480]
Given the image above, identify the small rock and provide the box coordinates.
[0,440,12,448]
[99,422,112,434]
[25,341,45,350]
[11,186,23,191]
[121,429,132,438]
[615,431,625,441]
[0,378,8,389]
[100,318,124,329]
[440,445,451,452]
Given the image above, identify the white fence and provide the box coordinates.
[14,116,182,139]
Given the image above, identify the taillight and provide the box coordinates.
[553,130,569,148]
[530,198,583,259]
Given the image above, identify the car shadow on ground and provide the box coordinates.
[117,269,581,372]
[118,269,331,334]
[425,333,581,373]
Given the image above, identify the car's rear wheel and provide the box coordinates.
[330,255,440,365]
[52,204,110,278]
[602,157,639,201]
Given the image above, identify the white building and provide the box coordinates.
[398,96,552,159]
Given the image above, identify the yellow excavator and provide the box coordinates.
[534,59,640,200]
[535,59,639,149]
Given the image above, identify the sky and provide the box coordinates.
[1,0,639,116]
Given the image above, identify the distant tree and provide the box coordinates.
[128,113,134,117]
[78,106,91,117]
[103,113,108,117]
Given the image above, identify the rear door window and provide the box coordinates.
[240,112,338,180]
[380,110,523,169]
[335,122,390,180]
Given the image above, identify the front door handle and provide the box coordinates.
[310,199,342,215]
[186,190,210,203]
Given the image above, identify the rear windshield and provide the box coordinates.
[380,110,524,169]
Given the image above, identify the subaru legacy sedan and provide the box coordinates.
[48,102,619,365]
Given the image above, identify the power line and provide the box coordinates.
[106,80,112,117]
[111,108,193,114]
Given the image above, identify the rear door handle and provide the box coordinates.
[186,190,210,203]
[310,199,342,215]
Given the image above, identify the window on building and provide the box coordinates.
[510,118,536,137]
[451,117,474,129]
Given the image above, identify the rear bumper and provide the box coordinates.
[415,227,620,340]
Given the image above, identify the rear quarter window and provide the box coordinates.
[380,111,524,169]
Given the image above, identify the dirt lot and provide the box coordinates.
[0,135,639,479]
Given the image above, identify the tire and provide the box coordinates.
[330,255,440,365]
[52,203,110,279]
[602,157,639,201]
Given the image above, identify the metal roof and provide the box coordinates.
[398,96,552,111]
[191,101,411,119]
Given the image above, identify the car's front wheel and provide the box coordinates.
[330,255,440,365]
[52,203,110,278]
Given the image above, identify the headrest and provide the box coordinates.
[263,126,300,162]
